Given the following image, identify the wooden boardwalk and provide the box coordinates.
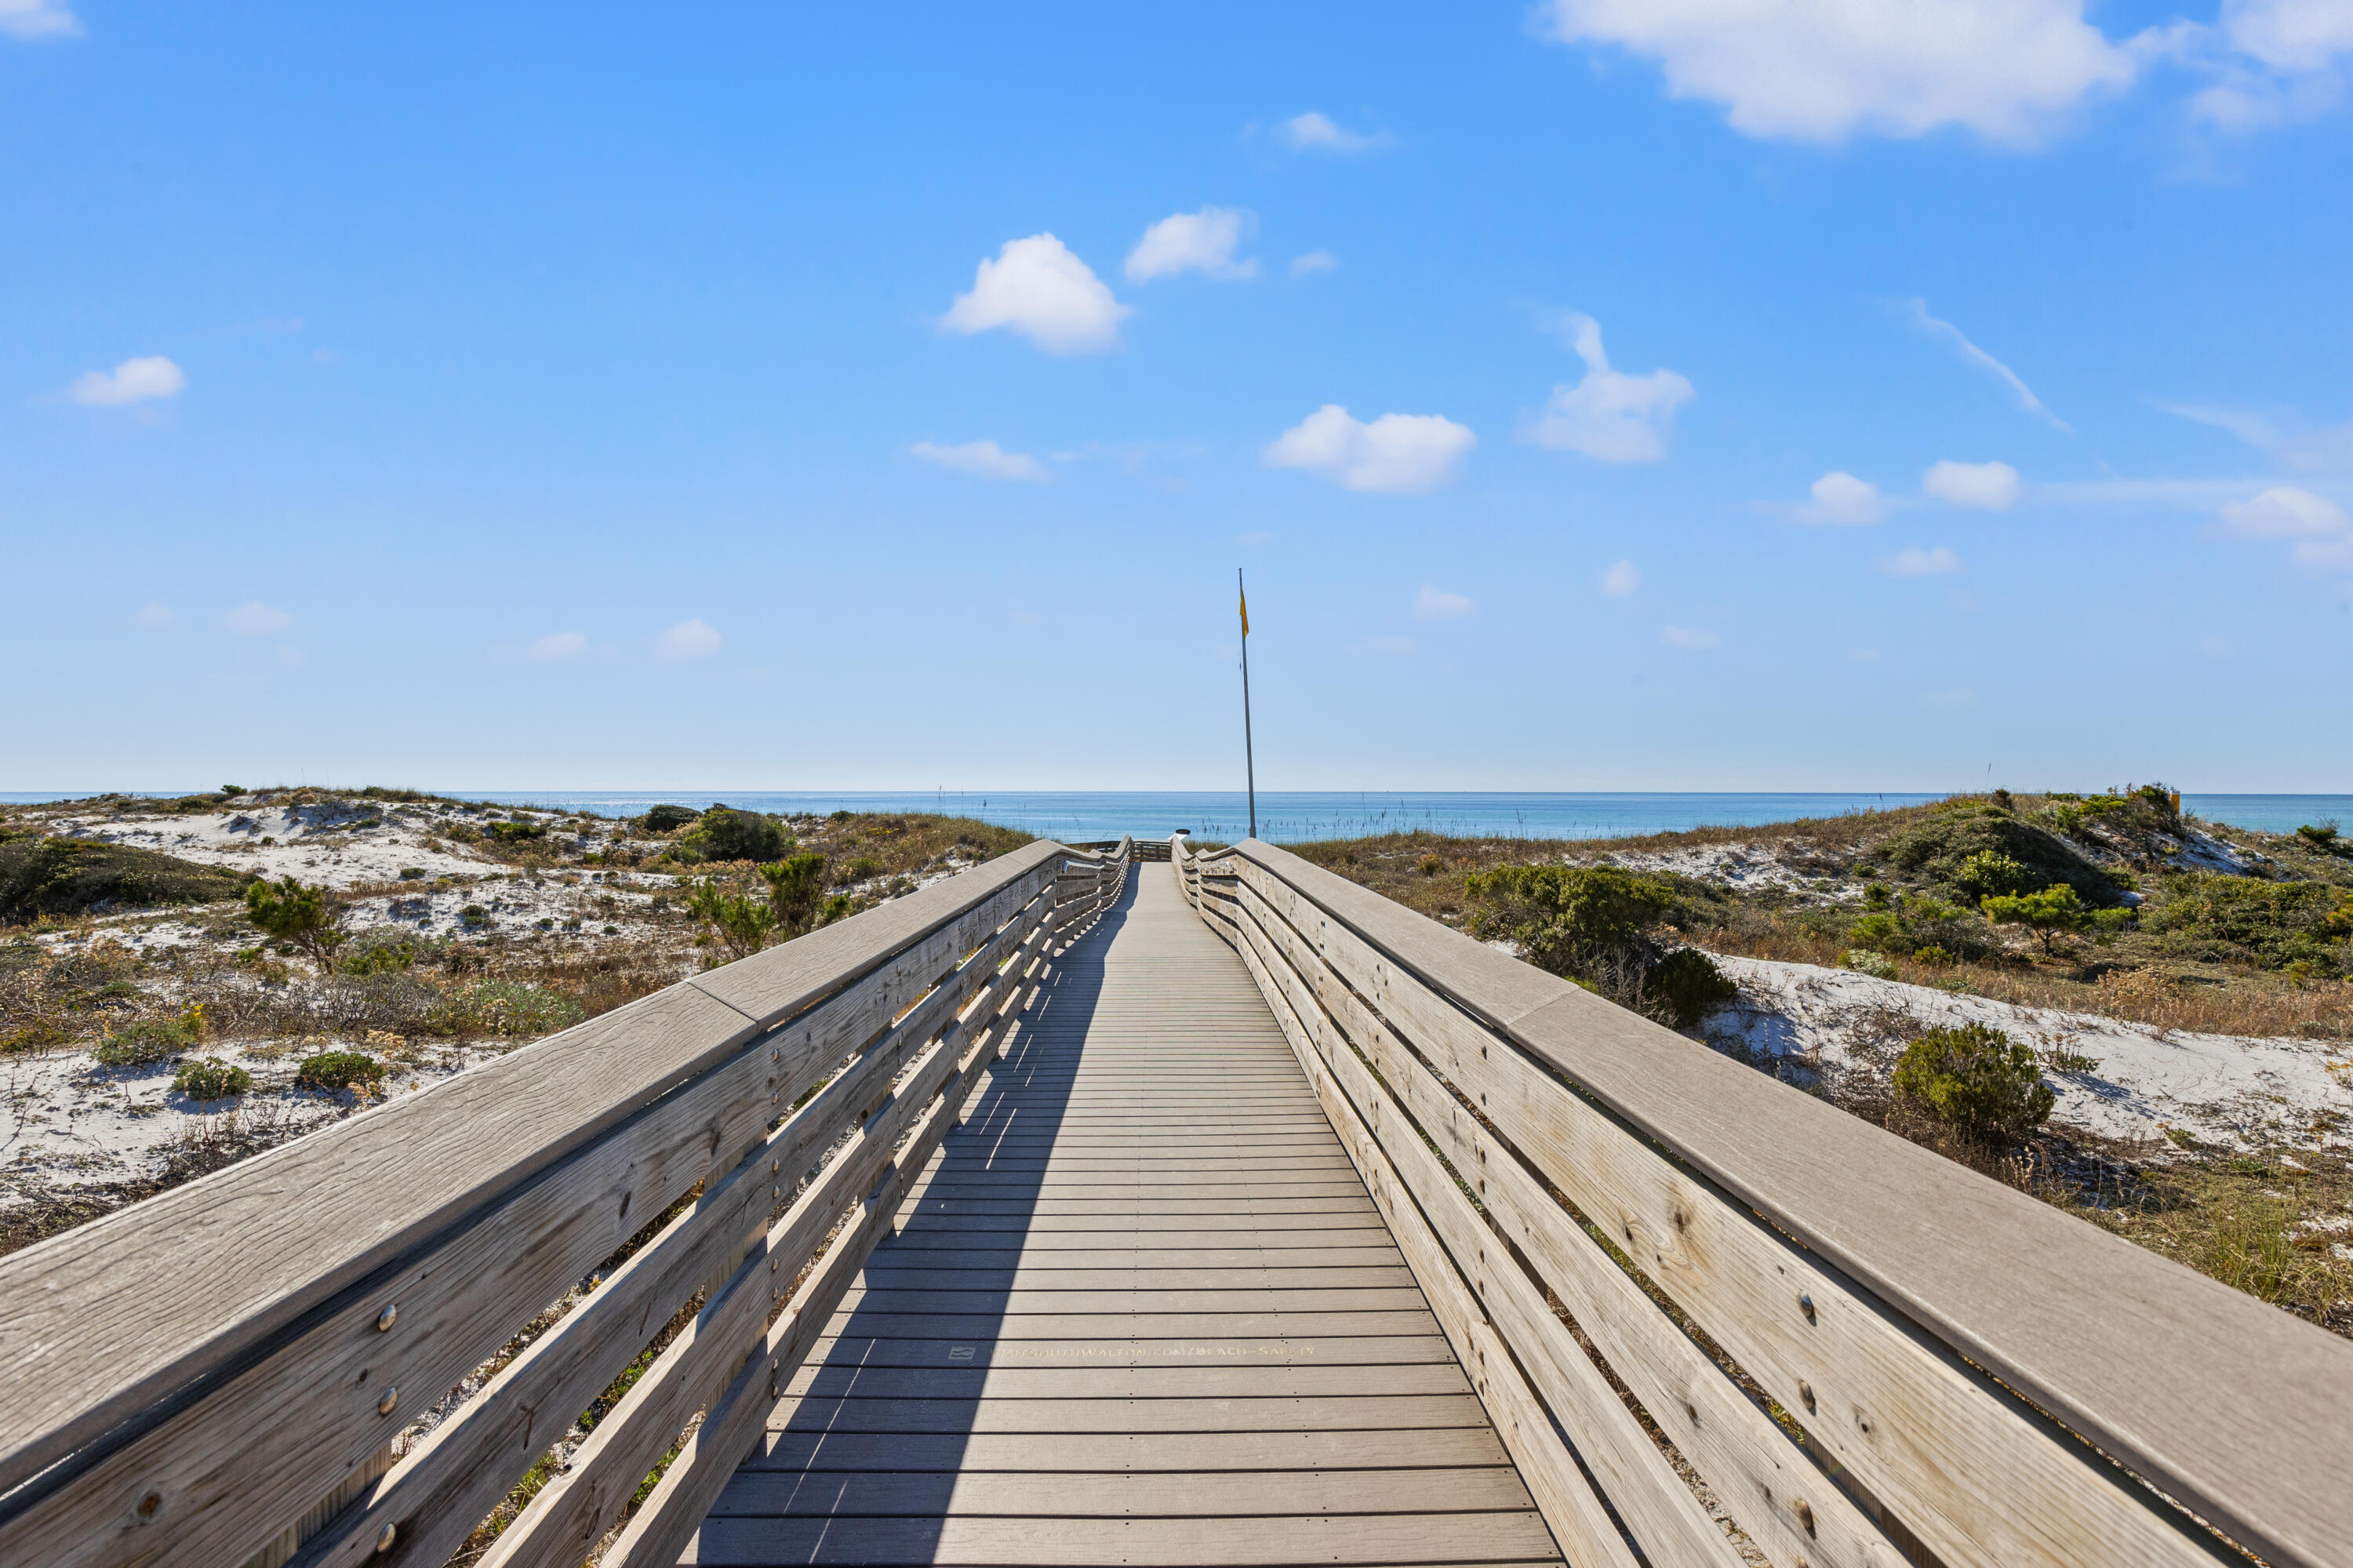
[686,863,1565,1566]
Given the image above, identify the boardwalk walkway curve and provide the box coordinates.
[0,835,2349,1568]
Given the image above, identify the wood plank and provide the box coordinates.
[686,1511,1562,1566]
[707,1465,1535,1517]
[744,1427,1514,1474]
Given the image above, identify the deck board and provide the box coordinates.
[686,859,1563,1566]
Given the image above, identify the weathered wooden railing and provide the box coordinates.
[0,835,1130,1568]
[1173,835,2353,1568]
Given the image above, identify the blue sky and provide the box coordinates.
[6,2,2351,793]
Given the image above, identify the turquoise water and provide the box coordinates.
[7,789,2342,842]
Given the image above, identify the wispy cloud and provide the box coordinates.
[1275,111,1393,153]
[1521,314,1694,463]
[1922,459,2020,510]
[2218,486,2349,537]
[222,601,293,635]
[67,355,184,407]
[0,0,81,41]
[1900,300,2070,432]
[1264,405,1475,494]
[1126,207,1257,282]
[1660,624,1720,649]
[656,618,722,663]
[1291,249,1339,276]
[529,631,587,661]
[942,235,1128,355]
[911,439,1050,482]
[132,603,174,630]
[1878,545,1965,577]
[1600,560,1640,597]
[1413,586,1475,621]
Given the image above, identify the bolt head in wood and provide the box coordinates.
[375,1521,398,1553]
[377,1387,398,1417]
[375,1304,398,1333]
[1798,1292,1817,1322]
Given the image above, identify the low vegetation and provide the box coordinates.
[0,833,251,923]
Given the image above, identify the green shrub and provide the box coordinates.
[2297,822,2339,846]
[1911,944,1955,966]
[819,893,856,926]
[426,979,585,1038]
[1842,948,1899,979]
[1951,849,2035,900]
[641,804,701,834]
[340,930,431,975]
[691,808,791,864]
[2144,875,2348,972]
[758,853,832,934]
[1893,1023,2053,1138]
[460,904,489,927]
[685,879,777,959]
[485,820,546,844]
[846,856,882,879]
[1647,947,1737,1026]
[1464,865,1674,975]
[245,876,347,972]
[398,867,427,880]
[92,1016,199,1066]
[295,1050,385,1091]
[173,1057,252,1101]
[1883,806,2119,907]
[1849,895,1987,962]
[0,836,251,923]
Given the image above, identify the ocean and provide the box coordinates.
[9,788,2329,844]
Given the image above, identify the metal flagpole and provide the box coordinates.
[1239,568,1257,842]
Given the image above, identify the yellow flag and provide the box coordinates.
[1239,586,1249,637]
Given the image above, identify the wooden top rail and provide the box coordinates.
[1173,835,2353,1568]
[0,835,1130,1568]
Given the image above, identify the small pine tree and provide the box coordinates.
[685,879,778,959]
[243,876,347,973]
[1980,884,2093,954]
[759,853,832,935]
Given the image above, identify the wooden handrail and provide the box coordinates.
[0,836,1132,1568]
[1171,834,2353,1568]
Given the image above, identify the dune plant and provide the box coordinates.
[758,853,832,936]
[1893,1022,2053,1140]
[244,876,347,973]
[685,878,777,959]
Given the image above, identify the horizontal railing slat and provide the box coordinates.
[0,840,1064,1566]
[1224,840,2353,1568]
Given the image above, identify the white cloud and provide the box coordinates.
[2156,400,2282,449]
[1276,111,1391,153]
[2218,486,2349,537]
[222,601,293,636]
[1922,459,2020,510]
[2191,0,2353,129]
[1264,404,1475,494]
[2293,537,2353,570]
[942,235,1128,355]
[132,603,174,629]
[0,1,80,40]
[1601,559,1641,597]
[1522,315,1693,463]
[910,439,1050,482]
[1291,249,1339,275]
[656,618,722,663]
[529,631,587,661]
[1126,208,1257,282]
[1414,586,1475,621]
[1535,0,2137,144]
[67,355,184,406]
[1791,471,1888,526]
[1878,545,1966,577]
[1350,635,1418,657]
[1901,300,2069,431]
[1660,624,1721,649]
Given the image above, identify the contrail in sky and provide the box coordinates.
[1902,298,2072,435]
